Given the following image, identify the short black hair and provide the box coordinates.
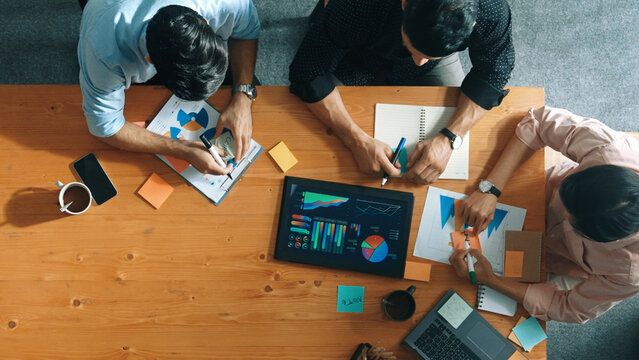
[403,0,478,57]
[559,164,639,243]
[146,5,228,101]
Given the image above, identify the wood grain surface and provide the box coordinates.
[0,85,545,359]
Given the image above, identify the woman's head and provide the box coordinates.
[559,165,639,242]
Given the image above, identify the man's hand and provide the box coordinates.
[182,140,233,175]
[348,134,402,176]
[404,134,452,184]
[215,93,253,161]
[461,190,498,234]
[449,248,496,284]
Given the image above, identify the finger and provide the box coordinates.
[211,144,227,157]
[424,167,441,184]
[406,144,423,168]
[379,156,401,176]
[479,218,491,234]
[234,136,244,162]
[405,157,429,181]
[469,248,483,259]
[213,120,225,139]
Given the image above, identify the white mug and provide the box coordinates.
[56,180,92,215]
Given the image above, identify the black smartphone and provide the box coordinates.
[73,153,117,205]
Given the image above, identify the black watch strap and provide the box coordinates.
[440,128,457,142]
[488,186,501,198]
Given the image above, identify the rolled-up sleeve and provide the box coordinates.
[462,0,515,110]
[289,0,381,103]
[230,0,260,39]
[78,38,127,138]
[524,275,639,323]
[515,106,622,162]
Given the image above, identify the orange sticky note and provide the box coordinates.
[505,250,525,278]
[404,261,431,282]
[450,230,482,252]
[508,350,528,360]
[508,316,527,349]
[137,173,174,209]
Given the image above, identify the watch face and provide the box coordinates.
[479,180,492,192]
[247,86,257,99]
[452,136,463,149]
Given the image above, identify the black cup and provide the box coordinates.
[382,285,416,321]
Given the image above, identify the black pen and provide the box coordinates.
[381,137,406,187]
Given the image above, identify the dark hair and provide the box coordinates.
[559,165,639,242]
[146,5,228,101]
[403,0,478,57]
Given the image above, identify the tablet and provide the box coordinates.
[274,176,414,278]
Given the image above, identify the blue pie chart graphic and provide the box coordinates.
[361,235,389,263]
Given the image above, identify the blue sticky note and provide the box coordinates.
[512,317,547,351]
[337,285,365,313]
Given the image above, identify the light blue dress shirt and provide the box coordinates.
[78,0,260,137]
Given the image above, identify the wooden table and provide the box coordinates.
[0,85,545,359]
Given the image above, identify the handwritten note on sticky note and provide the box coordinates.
[437,293,473,329]
[337,285,364,313]
[269,141,298,172]
[513,317,547,351]
[137,173,174,209]
[450,230,482,252]
[404,261,431,282]
[505,250,525,278]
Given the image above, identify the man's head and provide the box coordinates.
[560,165,639,243]
[146,5,228,101]
[402,0,478,59]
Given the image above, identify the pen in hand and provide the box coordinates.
[464,231,477,285]
[381,137,406,187]
[199,134,233,180]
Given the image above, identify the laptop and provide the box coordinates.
[403,289,518,360]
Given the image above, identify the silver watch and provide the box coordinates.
[479,179,501,198]
[232,84,257,101]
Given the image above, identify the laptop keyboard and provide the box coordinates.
[413,319,481,360]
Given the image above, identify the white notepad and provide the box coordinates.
[374,103,469,180]
[477,285,517,317]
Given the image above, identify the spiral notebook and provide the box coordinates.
[477,285,517,317]
[374,103,469,180]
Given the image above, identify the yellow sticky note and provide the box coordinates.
[404,261,431,282]
[505,250,525,278]
[269,141,298,172]
[137,173,174,209]
[450,230,482,252]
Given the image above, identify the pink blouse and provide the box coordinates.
[516,106,639,323]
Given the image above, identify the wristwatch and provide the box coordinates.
[232,84,257,101]
[479,179,502,198]
[439,128,463,150]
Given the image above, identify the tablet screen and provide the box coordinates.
[275,177,414,278]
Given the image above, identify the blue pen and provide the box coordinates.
[381,137,406,187]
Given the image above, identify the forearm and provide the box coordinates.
[100,122,187,158]
[485,274,529,303]
[485,135,536,190]
[306,88,367,148]
[445,92,489,136]
[228,38,257,86]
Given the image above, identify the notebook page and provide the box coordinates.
[477,285,517,317]
[374,104,469,180]
[374,103,422,155]
[420,106,469,180]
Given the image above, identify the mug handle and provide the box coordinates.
[406,285,416,295]
[56,181,64,189]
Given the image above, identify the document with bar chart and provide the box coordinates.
[275,177,414,278]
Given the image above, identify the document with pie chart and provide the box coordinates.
[275,177,414,278]
[146,95,263,205]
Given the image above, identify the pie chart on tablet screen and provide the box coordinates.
[361,235,388,263]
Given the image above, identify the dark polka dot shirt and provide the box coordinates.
[289,0,515,110]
